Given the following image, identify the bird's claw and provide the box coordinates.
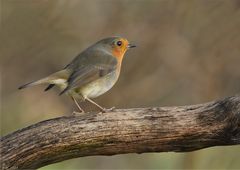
[72,111,85,116]
[100,107,116,113]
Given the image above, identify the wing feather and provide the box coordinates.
[59,51,117,95]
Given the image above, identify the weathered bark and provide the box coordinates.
[1,96,240,170]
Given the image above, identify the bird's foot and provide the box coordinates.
[72,111,85,116]
[100,106,116,113]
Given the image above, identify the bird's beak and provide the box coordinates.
[127,43,136,49]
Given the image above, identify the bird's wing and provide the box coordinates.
[59,52,118,95]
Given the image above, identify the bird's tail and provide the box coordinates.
[18,78,49,89]
[18,69,70,90]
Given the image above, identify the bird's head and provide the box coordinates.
[96,36,136,60]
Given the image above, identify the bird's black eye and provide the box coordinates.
[117,41,122,46]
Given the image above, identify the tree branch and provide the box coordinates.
[1,96,240,170]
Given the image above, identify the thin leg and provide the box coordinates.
[71,96,84,113]
[85,97,105,112]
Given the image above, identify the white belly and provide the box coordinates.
[51,70,119,100]
[80,70,119,99]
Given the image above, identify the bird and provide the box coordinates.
[18,36,136,113]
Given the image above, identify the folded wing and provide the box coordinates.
[59,52,117,95]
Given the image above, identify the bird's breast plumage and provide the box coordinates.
[76,68,120,99]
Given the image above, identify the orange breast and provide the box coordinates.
[112,48,126,68]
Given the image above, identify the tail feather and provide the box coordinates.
[59,87,69,95]
[18,69,70,91]
[18,81,35,89]
[18,77,49,90]
[44,84,55,91]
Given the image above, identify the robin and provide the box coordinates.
[19,36,136,113]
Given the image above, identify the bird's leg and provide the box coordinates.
[71,96,85,115]
[85,98,115,113]
[85,97,105,112]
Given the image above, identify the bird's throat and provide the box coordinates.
[112,49,126,63]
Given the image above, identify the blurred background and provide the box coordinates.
[1,0,240,169]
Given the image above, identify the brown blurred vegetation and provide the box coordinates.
[1,0,240,169]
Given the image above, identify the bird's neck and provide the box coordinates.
[112,49,126,64]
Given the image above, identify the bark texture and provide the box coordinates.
[1,96,240,170]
